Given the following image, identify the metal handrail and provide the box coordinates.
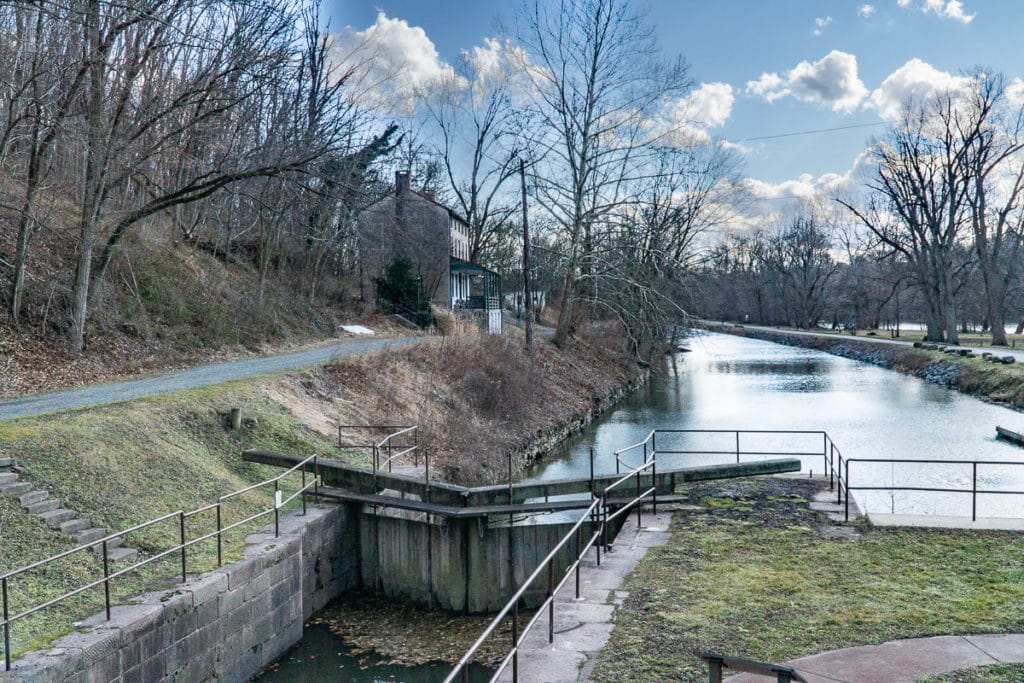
[337,424,414,449]
[613,428,833,474]
[841,457,1024,521]
[444,498,602,683]
[447,452,661,683]
[1,455,321,671]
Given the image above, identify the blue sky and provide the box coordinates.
[326,0,1024,198]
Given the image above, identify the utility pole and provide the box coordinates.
[521,158,534,352]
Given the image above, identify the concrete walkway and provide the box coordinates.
[496,510,673,683]
[726,633,1024,682]
[0,336,424,420]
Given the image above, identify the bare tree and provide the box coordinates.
[514,0,690,347]
[424,47,521,264]
[958,71,1024,345]
[839,95,973,343]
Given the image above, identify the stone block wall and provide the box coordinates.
[1,504,359,683]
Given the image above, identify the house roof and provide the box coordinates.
[450,256,500,277]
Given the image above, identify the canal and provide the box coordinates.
[262,329,1024,681]
[529,330,1024,518]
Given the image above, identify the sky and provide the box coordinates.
[325,0,1024,208]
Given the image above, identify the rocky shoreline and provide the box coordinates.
[715,324,1024,411]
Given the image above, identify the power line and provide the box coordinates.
[738,122,885,143]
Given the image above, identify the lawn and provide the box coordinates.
[590,477,1024,682]
[0,379,360,660]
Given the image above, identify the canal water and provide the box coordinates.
[262,329,1024,680]
[256,622,494,682]
[528,330,1024,518]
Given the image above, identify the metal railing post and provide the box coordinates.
[636,469,642,527]
[837,454,843,506]
[102,540,111,621]
[652,458,658,515]
[829,442,835,491]
[735,431,740,463]
[643,442,647,464]
[547,560,554,643]
[575,525,581,599]
[512,600,519,682]
[3,576,11,672]
[274,479,280,537]
[844,460,850,521]
[314,456,320,504]
[301,464,307,516]
[589,448,594,495]
[179,512,187,583]
[216,502,223,567]
[972,462,978,522]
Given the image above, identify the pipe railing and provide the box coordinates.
[1,455,321,671]
[839,458,1024,522]
[614,429,834,474]
[445,453,660,683]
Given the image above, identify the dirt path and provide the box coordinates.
[0,336,425,420]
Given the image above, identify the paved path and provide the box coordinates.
[709,321,1024,363]
[0,336,424,421]
[726,633,1024,682]
[496,510,673,683]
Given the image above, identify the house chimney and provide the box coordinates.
[395,170,411,194]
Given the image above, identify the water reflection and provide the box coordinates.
[527,331,1024,518]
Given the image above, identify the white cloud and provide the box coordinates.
[812,16,832,36]
[652,82,735,147]
[682,82,735,128]
[866,58,968,119]
[330,12,458,114]
[746,50,868,112]
[859,4,877,18]
[900,0,975,23]
[1006,77,1024,109]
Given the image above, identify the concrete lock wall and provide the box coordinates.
[4,499,612,681]
[360,507,597,613]
[1,505,360,683]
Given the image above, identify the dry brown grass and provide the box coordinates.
[277,324,637,485]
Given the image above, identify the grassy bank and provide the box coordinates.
[590,477,1024,683]
[0,381,357,657]
[720,325,1024,410]
[0,325,638,659]
[919,664,1024,682]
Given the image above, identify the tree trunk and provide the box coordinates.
[552,250,579,348]
[71,0,103,353]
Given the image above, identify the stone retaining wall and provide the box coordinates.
[2,504,359,683]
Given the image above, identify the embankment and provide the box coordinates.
[716,324,1024,411]
[0,324,644,671]
[271,325,645,485]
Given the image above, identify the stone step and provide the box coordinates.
[90,535,125,554]
[38,509,76,527]
[0,472,19,486]
[0,458,16,469]
[19,490,48,507]
[76,528,107,546]
[59,518,91,535]
[107,547,138,563]
[25,498,60,515]
[0,482,32,496]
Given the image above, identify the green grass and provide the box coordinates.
[918,664,1024,682]
[0,379,361,659]
[590,478,1024,683]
